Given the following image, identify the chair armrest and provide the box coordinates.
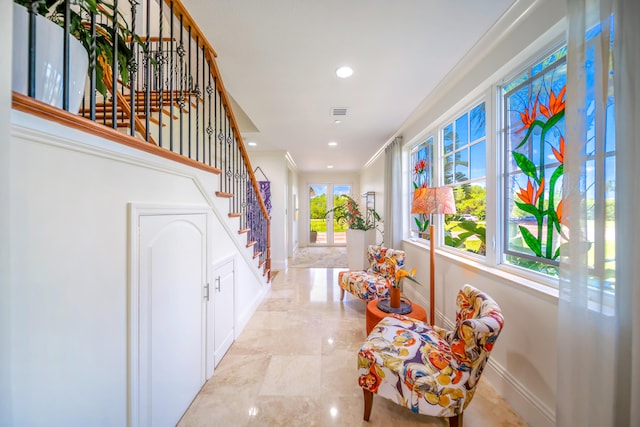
[433,325,453,342]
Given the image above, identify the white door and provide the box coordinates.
[213,258,235,367]
[137,213,208,427]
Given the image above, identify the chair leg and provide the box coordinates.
[363,389,373,421]
[340,288,345,301]
[449,413,463,427]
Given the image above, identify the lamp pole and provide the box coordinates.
[429,222,435,326]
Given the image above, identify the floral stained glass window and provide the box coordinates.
[503,30,615,287]
[503,46,567,275]
[410,137,433,239]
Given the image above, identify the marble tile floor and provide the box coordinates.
[178,267,528,427]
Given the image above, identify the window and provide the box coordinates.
[410,137,434,239]
[443,102,487,255]
[406,25,614,290]
[501,38,615,285]
[502,46,567,276]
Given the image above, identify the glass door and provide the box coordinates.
[309,184,351,245]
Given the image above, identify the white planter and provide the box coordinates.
[12,3,89,113]
[346,228,376,270]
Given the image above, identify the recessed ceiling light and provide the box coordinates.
[328,141,338,147]
[336,66,353,78]
[247,141,257,146]
[334,120,342,124]
[327,165,334,169]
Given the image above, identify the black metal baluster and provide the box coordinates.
[202,45,207,165]
[220,108,229,192]
[244,153,248,229]
[187,25,192,159]
[111,0,119,129]
[178,14,184,155]
[226,117,231,194]
[214,78,219,170]
[89,10,97,121]
[128,0,137,137]
[27,1,38,98]
[62,0,70,111]
[234,132,238,214]
[195,35,199,162]
[169,2,175,152]
[207,65,212,166]
[144,0,150,141]
[157,2,164,148]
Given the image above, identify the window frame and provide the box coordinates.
[439,100,488,257]
[500,45,567,275]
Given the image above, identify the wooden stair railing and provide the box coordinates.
[12,0,272,281]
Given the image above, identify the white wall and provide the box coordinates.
[359,1,565,426]
[8,112,268,426]
[0,0,13,424]
[297,172,360,246]
[360,154,385,244]
[246,151,289,270]
[288,167,299,256]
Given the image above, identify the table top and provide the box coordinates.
[365,298,428,334]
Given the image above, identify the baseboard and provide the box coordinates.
[483,358,555,427]
[235,283,270,337]
[439,315,555,427]
[271,258,287,271]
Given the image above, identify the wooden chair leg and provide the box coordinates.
[449,413,463,427]
[340,288,345,301]
[363,389,373,421]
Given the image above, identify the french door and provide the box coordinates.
[309,184,350,245]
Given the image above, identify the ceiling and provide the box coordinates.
[183,0,515,173]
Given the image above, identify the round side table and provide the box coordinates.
[365,299,428,335]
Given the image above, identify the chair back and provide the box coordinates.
[366,245,405,282]
[445,284,504,390]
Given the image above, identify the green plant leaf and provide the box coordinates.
[514,202,542,222]
[542,109,565,132]
[513,119,545,150]
[549,164,564,191]
[512,152,539,181]
[519,226,542,257]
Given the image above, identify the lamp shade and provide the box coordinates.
[411,187,457,215]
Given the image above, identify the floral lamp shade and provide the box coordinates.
[411,187,456,215]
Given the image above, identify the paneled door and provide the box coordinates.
[135,212,208,427]
[212,258,235,368]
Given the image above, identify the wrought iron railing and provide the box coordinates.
[12,0,271,279]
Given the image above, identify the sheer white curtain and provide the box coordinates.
[559,0,639,425]
[613,0,640,425]
[383,136,402,248]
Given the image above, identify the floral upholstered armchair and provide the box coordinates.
[338,245,405,302]
[357,284,504,427]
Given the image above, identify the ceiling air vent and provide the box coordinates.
[331,107,348,116]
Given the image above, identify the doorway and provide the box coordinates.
[309,184,350,245]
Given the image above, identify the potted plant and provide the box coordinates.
[12,0,143,111]
[325,195,381,269]
[309,224,318,243]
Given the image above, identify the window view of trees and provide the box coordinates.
[309,184,351,244]
[443,102,487,255]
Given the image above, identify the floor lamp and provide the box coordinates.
[411,186,456,325]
